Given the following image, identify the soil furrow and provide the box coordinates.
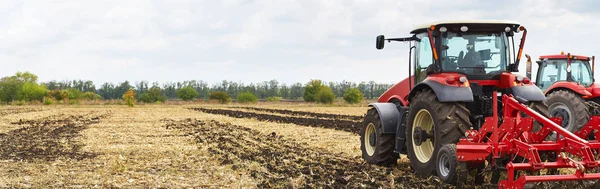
[190,107,361,134]
[232,107,364,121]
[164,118,448,188]
[0,112,112,161]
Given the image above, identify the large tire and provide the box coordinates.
[545,90,590,136]
[406,89,471,176]
[360,108,398,165]
[530,101,550,133]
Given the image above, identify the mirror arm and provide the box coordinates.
[386,36,418,43]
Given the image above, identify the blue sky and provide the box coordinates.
[1,0,599,85]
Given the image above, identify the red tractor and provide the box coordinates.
[362,20,600,188]
[525,53,599,138]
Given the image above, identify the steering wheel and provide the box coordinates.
[444,56,459,63]
[443,56,459,70]
[548,75,557,82]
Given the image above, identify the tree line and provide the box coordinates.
[0,71,395,103]
[43,79,393,100]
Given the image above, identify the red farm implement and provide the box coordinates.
[456,91,600,188]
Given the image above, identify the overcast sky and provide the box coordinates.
[1,0,598,85]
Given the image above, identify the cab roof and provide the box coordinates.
[539,54,592,60]
[410,20,521,34]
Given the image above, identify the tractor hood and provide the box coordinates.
[586,83,600,98]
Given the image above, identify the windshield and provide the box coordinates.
[439,32,508,75]
[570,60,593,86]
[537,59,593,90]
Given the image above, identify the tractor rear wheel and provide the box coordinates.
[360,108,398,165]
[546,90,590,139]
[406,89,471,176]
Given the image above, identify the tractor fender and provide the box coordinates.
[510,85,546,102]
[544,82,592,97]
[408,80,474,102]
[368,103,401,134]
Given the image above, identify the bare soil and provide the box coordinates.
[0,111,111,161]
[191,107,362,134]
[164,118,451,188]
[233,106,364,120]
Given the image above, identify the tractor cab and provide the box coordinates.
[376,20,543,110]
[530,53,595,92]
[377,20,524,83]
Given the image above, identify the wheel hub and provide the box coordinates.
[413,126,430,146]
[551,107,570,128]
[438,153,450,177]
[369,132,376,146]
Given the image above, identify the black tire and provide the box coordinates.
[360,108,398,165]
[546,90,590,135]
[406,89,471,176]
[436,144,458,184]
[530,101,550,133]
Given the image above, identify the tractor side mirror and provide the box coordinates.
[376,35,385,50]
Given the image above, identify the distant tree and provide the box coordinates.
[83,92,102,100]
[19,82,47,102]
[209,91,230,104]
[148,86,167,102]
[137,93,153,103]
[122,88,136,107]
[116,81,134,99]
[98,82,116,99]
[138,86,167,103]
[266,96,281,102]
[163,82,178,99]
[280,84,290,99]
[290,82,304,99]
[177,86,199,101]
[14,71,38,83]
[237,92,258,103]
[0,77,22,104]
[316,86,335,104]
[304,79,323,102]
[343,88,364,104]
[66,88,84,100]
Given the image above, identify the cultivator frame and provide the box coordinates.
[456,91,600,188]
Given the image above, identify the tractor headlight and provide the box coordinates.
[439,27,447,33]
[516,76,524,82]
[459,76,467,83]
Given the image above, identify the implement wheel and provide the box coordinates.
[406,89,471,176]
[360,108,398,165]
[436,144,458,184]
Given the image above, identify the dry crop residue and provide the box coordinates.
[0,108,44,117]
[232,107,364,121]
[0,111,112,161]
[164,118,449,188]
[190,107,361,134]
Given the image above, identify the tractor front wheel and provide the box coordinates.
[360,108,398,165]
[406,89,471,176]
